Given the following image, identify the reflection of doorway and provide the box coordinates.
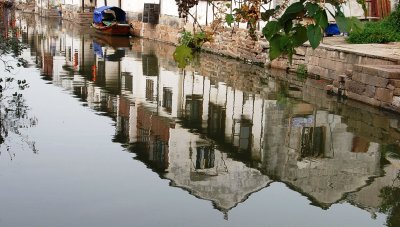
[300,126,325,158]
[184,94,203,126]
[232,117,253,152]
[208,103,226,139]
[162,87,173,113]
[145,79,154,101]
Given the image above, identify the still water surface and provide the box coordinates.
[0,13,399,227]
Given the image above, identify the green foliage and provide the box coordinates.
[178,30,211,50]
[347,5,400,44]
[173,30,212,68]
[225,14,234,26]
[347,22,400,43]
[335,15,364,33]
[296,64,308,81]
[307,24,322,49]
[384,4,400,32]
[173,44,193,68]
[260,1,363,62]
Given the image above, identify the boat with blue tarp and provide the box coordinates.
[91,6,131,36]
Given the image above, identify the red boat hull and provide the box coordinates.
[92,23,131,36]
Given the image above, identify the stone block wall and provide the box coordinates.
[269,45,399,81]
[201,29,268,64]
[128,16,267,64]
[129,15,184,44]
[330,65,400,113]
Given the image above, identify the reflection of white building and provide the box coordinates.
[22,18,400,216]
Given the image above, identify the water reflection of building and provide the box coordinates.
[21,17,400,218]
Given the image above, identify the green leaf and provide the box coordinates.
[262,21,281,40]
[269,34,283,60]
[261,9,275,21]
[335,15,350,33]
[279,35,290,50]
[279,2,305,24]
[314,9,328,29]
[283,20,293,34]
[349,16,364,33]
[225,14,234,27]
[284,2,305,15]
[307,24,322,49]
[292,25,308,46]
[173,45,193,68]
[305,3,319,17]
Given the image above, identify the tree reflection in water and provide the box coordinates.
[379,144,400,227]
[0,7,37,159]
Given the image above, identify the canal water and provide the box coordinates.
[0,12,399,227]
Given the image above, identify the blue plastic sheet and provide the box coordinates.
[93,6,126,23]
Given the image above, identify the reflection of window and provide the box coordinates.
[122,72,132,91]
[68,47,72,62]
[185,95,203,124]
[233,117,252,151]
[163,87,173,113]
[146,79,154,101]
[196,146,215,169]
[142,54,159,76]
[208,103,226,138]
[300,126,325,158]
[151,138,167,164]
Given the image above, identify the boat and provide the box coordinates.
[92,6,131,36]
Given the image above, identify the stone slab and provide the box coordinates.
[355,65,400,79]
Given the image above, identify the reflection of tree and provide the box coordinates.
[0,77,38,159]
[379,144,400,227]
[0,8,28,71]
[0,8,36,158]
[379,172,400,227]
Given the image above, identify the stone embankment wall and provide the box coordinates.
[128,16,268,64]
[270,45,399,81]
[330,65,400,112]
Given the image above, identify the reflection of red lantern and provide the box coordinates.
[92,65,96,81]
[74,52,78,68]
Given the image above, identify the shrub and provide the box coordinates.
[347,5,400,44]
[347,22,400,43]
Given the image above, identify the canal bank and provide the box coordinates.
[129,17,400,114]
[17,2,400,114]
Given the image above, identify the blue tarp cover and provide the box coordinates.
[325,24,341,36]
[93,6,126,24]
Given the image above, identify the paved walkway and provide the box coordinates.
[320,36,400,63]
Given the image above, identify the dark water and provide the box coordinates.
[0,12,400,227]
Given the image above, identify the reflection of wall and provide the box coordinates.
[261,107,382,206]
[347,164,400,214]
